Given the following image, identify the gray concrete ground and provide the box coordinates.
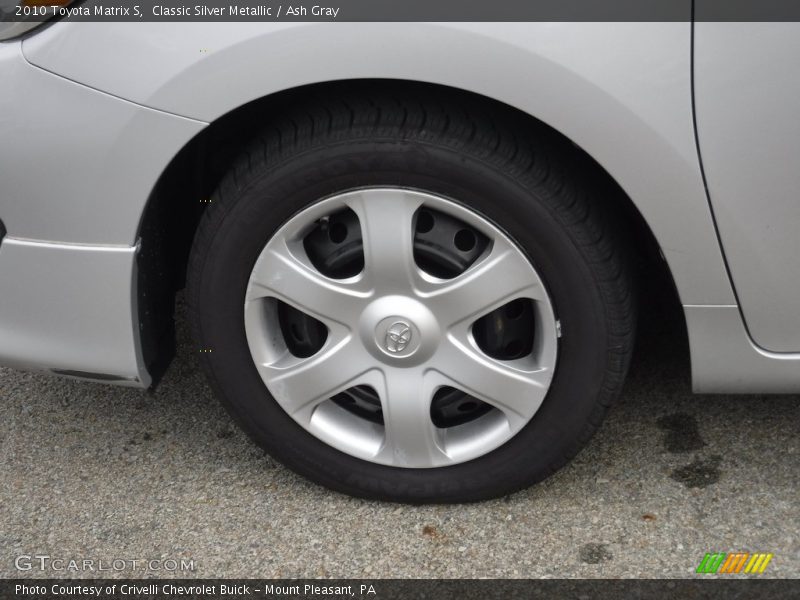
[1,301,798,579]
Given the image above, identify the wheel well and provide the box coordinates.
[137,79,686,385]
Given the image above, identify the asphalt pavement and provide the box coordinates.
[1,299,798,579]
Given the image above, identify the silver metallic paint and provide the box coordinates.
[0,237,150,386]
[0,42,201,384]
[0,42,206,246]
[686,306,800,393]
[694,23,800,353]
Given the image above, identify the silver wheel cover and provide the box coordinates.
[244,188,558,468]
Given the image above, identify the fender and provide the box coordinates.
[23,21,733,307]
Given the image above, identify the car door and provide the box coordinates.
[694,22,800,352]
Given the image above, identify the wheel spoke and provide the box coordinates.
[375,368,450,467]
[345,189,423,292]
[246,237,368,324]
[420,239,545,326]
[436,336,552,427]
[259,335,370,424]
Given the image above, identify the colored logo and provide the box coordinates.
[696,552,774,574]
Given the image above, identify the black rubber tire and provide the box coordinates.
[187,84,635,503]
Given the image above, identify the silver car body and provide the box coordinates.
[1,22,799,392]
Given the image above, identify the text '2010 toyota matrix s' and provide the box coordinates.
[1,17,799,502]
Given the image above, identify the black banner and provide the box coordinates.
[3,579,800,600]
[6,0,800,23]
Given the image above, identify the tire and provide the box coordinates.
[187,85,635,503]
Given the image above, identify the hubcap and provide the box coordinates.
[244,188,558,468]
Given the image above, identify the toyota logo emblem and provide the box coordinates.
[385,321,412,353]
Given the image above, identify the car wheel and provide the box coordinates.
[187,88,635,502]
